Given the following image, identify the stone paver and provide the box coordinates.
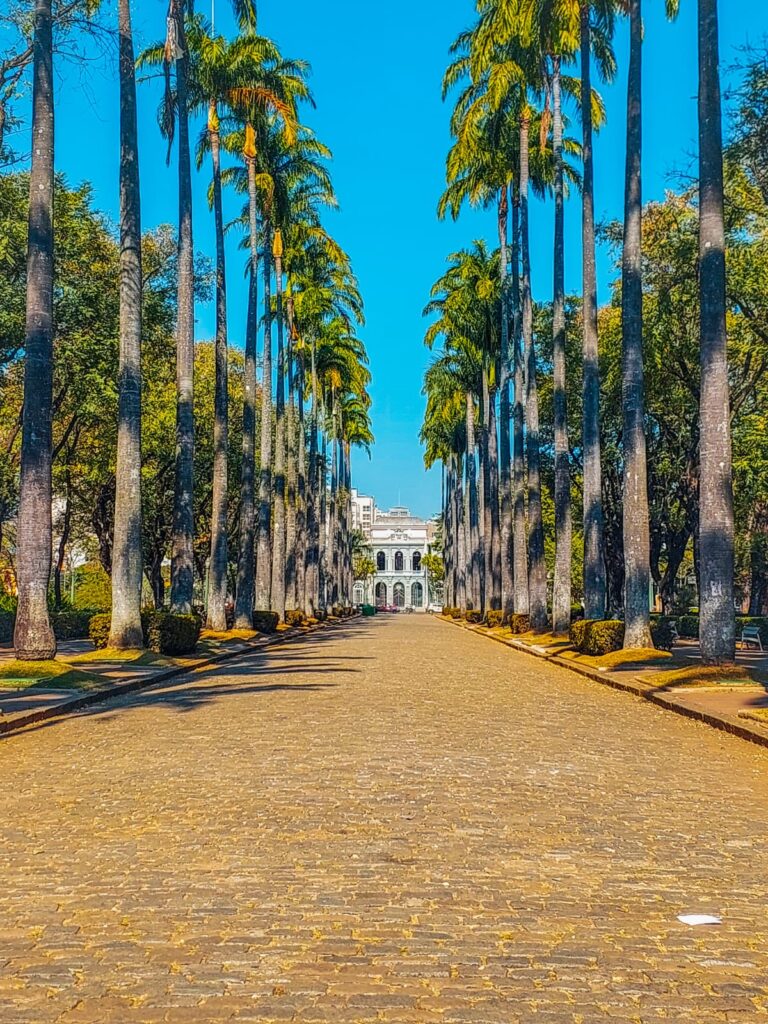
[1,614,768,1023]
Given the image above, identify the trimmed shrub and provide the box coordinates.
[252,610,279,634]
[450,607,462,619]
[651,617,677,651]
[571,604,585,622]
[145,612,200,655]
[73,561,112,611]
[508,613,531,635]
[465,609,483,624]
[570,618,624,656]
[677,614,699,639]
[52,607,95,640]
[485,610,503,628]
[89,613,112,650]
[316,608,328,622]
[285,609,305,627]
[0,593,16,643]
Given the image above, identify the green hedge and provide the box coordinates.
[0,609,14,643]
[485,610,503,628]
[507,613,531,635]
[89,610,201,655]
[570,619,625,656]
[52,608,96,640]
[146,612,200,655]
[465,609,483,624]
[284,609,305,627]
[651,617,677,651]
[673,614,768,645]
[253,610,279,634]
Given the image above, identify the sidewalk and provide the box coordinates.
[0,619,347,737]
[442,616,768,749]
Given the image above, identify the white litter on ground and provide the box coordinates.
[678,914,722,926]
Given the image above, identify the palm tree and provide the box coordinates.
[698,0,735,663]
[580,0,616,621]
[109,0,144,650]
[14,0,56,660]
[621,0,678,647]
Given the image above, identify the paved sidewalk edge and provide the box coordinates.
[0,616,359,739]
[440,616,768,752]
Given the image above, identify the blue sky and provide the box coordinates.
[10,1,768,519]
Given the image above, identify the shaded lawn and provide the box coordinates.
[648,663,768,689]
[0,660,103,692]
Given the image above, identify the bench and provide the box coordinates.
[740,625,764,652]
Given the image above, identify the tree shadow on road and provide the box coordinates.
[7,618,381,739]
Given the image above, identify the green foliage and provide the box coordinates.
[89,610,201,654]
[465,609,483,624]
[88,613,112,650]
[508,613,531,635]
[651,618,677,652]
[73,562,112,611]
[145,612,201,656]
[285,609,305,627]
[485,610,503,627]
[52,608,96,640]
[569,619,625,656]
[252,611,280,633]
[677,614,700,639]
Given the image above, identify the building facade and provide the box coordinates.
[352,500,432,611]
[350,488,375,538]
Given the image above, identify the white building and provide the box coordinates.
[353,505,431,611]
[351,488,375,538]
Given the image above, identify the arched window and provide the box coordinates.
[411,581,424,608]
[394,551,404,572]
[375,581,387,606]
[393,582,405,607]
[412,551,421,572]
[376,551,386,571]
[353,583,364,604]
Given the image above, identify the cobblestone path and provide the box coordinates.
[1,615,768,1023]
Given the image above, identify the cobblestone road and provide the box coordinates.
[1,615,768,1023]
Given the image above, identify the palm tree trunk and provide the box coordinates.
[487,384,502,610]
[234,162,259,628]
[698,0,735,664]
[511,184,529,616]
[296,347,307,615]
[255,219,273,611]
[552,56,573,635]
[498,186,514,618]
[521,113,547,631]
[455,453,467,610]
[109,0,144,649]
[466,392,481,611]
[205,103,229,632]
[14,0,56,661]
[580,2,607,621]
[621,0,654,649]
[270,236,287,620]
[305,340,319,614]
[284,304,298,612]
[170,9,195,615]
[319,418,328,609]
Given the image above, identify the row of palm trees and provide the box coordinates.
[422,0,735,665]
[13,0,371,660]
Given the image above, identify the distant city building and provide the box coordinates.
[351,488,375,538]
[352,496,434,611]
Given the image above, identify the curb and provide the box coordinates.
[440,616,768,752]
[0,616,357,739]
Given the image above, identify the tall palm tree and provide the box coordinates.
[109,0,144,649]
[621,0,678,647]
[14,0,56,660]
[698,0,734,663]
[580,0,616,620]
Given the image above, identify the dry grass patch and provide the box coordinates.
[648,664,767,689]
[0,660,103,692]
[69,648,173,667]
[739,708,768,725]
[200,628,259,642]
[558,646,672,671]
[517,631,572,650]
